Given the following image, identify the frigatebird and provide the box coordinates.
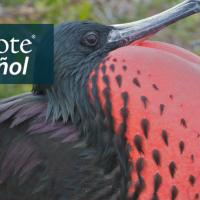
[0,0,200,199]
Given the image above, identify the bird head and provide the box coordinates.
[32,0,200,124]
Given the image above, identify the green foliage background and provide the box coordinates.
[0,0,199,98]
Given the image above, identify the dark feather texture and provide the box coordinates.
[133,78,141,87]
[136,157,144,185]
[162,129,168,146]
[160,104,165,115]
[0,21,131,199]
[24,19,136,199]
[191,154,194,162]
[141,95,148,109]
[110,64,115,72]
[137,70,140,74]
[141,118,150,139]
[152,149,161,166]
[169,161,176,178]
[179,140,185,154]
[115,74,122,88]
[133,134,145,155]
[151,172,162,200]
[152,83,159,90]
[101,65,106,74]
[122,65,127,71]
[189,174,195,186]
[131,178,145,200]
[102,75,110,89]
[180,118,187,128]
[0,92,128,200]
[171,185,178,200]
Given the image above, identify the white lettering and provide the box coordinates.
[23,57,29,74]
[20,39,32,54]
[0,39,9,54]
[10,38,20,54]
[0,62,8,74]
[9,62,21,75]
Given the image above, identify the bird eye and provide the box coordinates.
[84,32,98,46]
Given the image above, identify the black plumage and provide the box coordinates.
[122,65,127,71]
[136,157,144,184]
[110,64,115,72]
[171,185,178,200]
[0,21,132,200]
[103,87,111,111]
[191,153,194,162]
[106,56,110,61]
[131,178,145,200]
[189,174,195,186]
[180,118,187,128]
[151,172,162,200]
[154,172,162,193]
[152,83,159,90]
[137,70,140,74]
[102,59,106,64]
[91,74,103,118]
[115,74,122,87]
[133,134,145,155]
[133,78,141,87]
[169,161,176,178]
[179,140,184,154]
[160,104,165,115]
[120,107,128,122]
[136,157,144,172]
[152,148,161,166]
[102,75,110,89]
[141,118,150,139]
[101,64,106,74]
[121,91,128,109]
[141,95,148,109]
[162,129,168,146]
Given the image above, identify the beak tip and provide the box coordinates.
[108,0,200,46]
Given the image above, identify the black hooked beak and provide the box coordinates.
[107,0,200,46]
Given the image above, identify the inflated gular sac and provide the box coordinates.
[88,41,200,199]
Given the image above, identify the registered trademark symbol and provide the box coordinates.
[32,34,36,39]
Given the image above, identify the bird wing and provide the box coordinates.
[0,92,121,200]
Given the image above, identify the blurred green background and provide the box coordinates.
[0,0,199,98]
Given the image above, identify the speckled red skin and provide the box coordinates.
[88,41,200,199]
